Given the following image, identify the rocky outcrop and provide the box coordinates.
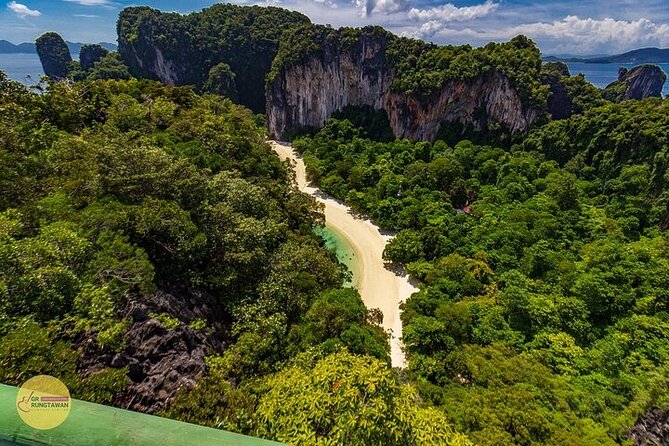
[266,34,393,138]
[631,407,669,445]
[117,5,310,113]
[603,65,667,102]
[267,35,540,141]
[77,285,225,414]
[35,32,72,80]
[383,73,538,140]
[622,65,667,99]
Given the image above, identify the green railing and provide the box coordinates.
[0,384,284,446]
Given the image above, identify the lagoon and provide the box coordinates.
[315,226,360,288]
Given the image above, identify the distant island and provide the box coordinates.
[0,39,116,55]
[545,47,669,64]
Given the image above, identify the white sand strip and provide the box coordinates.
[271,141,418,368]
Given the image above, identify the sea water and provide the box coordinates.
[0,53,45,86]
[565,62,669,96]
[315,226,361,288]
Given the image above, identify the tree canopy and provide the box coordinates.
[291,95,669,444]
[0,71,471,444]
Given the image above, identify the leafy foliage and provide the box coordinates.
[388,35,548,107]
[80,44,110,71]
[255,350,472,445]
[271,25,547,109]
[0,72,406,444]
[293,99,669,444]
[87,53,132,81]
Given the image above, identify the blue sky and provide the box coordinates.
[2,0,669,55]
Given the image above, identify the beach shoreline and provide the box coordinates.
[271,141,417,368]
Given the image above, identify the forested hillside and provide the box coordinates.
[293,98,669,445]
[117,4,310,113]
[0,71,472,445]
[8,3,669,444]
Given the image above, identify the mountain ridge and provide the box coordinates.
[544,47,669,64]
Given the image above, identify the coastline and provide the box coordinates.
[270,140,417,368]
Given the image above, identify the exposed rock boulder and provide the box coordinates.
[603,65,667,102]
[631,407,669,445]
[35,32,72,80]
[77,285,225,414]
[80,44,109,72]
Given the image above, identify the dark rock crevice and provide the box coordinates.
[76,284,226,414]
[631,407,669,446]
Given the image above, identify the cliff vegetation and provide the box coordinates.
[117,4,310,113]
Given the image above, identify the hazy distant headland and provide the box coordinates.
[0,39,117,55]
[544,47,669,64]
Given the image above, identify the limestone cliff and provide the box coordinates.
[620,65,667,99]
[266,33,393,138]
[267,32,541,141]
[117,5,310,113]
[382,73,539,140]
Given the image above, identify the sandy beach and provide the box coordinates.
[271,141,418,368]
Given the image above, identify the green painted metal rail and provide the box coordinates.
[0,384,284,446]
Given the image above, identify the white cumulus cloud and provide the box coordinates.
[408,0,499,23]
[403,14,669,54]
[63,0,111,5]
[7,1,41,18]
[510,16,669,53]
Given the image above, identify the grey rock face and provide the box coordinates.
[267,35,540,141]
[622,65,667,99]
[267,34,392,139]
[77,285,225,414]
[604,65,667,102]
[631,407,669,446]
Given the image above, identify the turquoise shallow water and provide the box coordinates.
[315,226,360,288]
